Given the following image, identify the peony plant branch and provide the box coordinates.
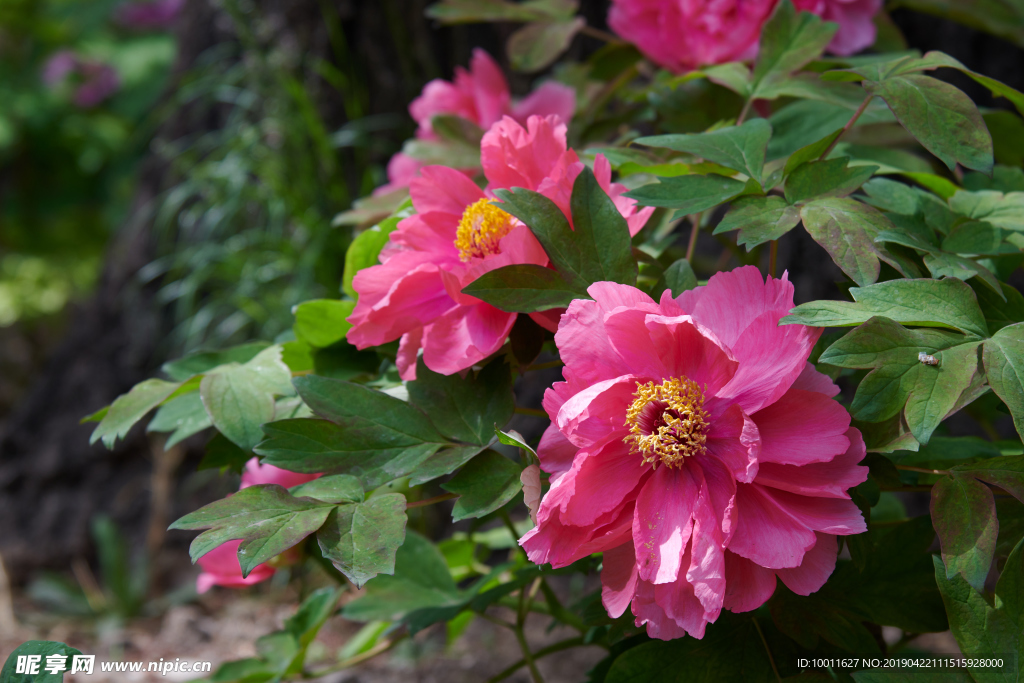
[752,617,782,683]
[818,93,875,160]
[406,492,459,508]
[515,577,546,683]
[579,24,626,45]
[686,212,702,261]
[486,637,586,683]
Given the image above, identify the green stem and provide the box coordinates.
[685,213,702,262]
[486,637,585,683]
[752,618,782,683]
[768,240,778,279]
[579,25,625,44]
[737,98,754,126]
[515,580,546,683]
[540,579,588,633]
[406,492,459,509]
[896,465,950,476]
[818,94,874,161]
[304,634,406,677]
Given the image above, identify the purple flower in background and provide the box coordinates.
[114,0,185,29]
[42,51,121,108]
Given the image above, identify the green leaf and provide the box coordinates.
[293,375,445,443]
[317,493,407,587]
[2,641,82,683]
[785,158,877,204]
[289,474,364,504]
[171,484,334,576]
[407,357,514,445]
[605,613,778,682]
[714,196,801,249]
[343,218,400,299]
[495,168,637,290]
[161,342,272,382]
[864,75,993,173]
[983,324,1024,439]
[284,587,341,648]
[942,220,1004,255]
[430,115,484,146]
[91,378,182,448]
[507,18,584,73]
[494,427,539,460]
[342,531,462,622]
[425,0,574,23]
[782,277,989,338]
[293,299,355,349]
[408,444,490,486]
[623,174,748,212]
[800,197,892,286]
[201,368,276,452]
[931,472,998,591]
[198,432,251,474]
[750,0,837,99]
[441,450,523,521]
[949,190,1024,232]
[461,264,583,312]
[933,548,1023,683]
[653,258,698,298]
[972,281,1024,334]
[819,316,980,442]
[147,391,212,448]
[956,454,1024,504]
[783,128,843,177]
[255,419,442,489]
[893,50,1024,118]
[634,119,772,186]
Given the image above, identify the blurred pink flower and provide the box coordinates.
[115,0,185,29]
[375,49,576,195]
[42,51,120,108]
[195,540,276,593]
[349,115,653,380]
[240,458,320,489]
[520,266,868,640]
[607,0,880,72]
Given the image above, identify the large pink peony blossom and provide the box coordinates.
[520,266,868,640]
[607,0,879,73]
[375,49,576,195]
[240,457,321,489]
[195,539,276,593]
[349,115,653,380]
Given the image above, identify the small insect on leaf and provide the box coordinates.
[919,352,939,366]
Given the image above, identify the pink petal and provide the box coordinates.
[756,486,867,537]
[792,361,841,397]
[241,458,320,489]
[730,483,818,569]
[633,466,698,584]
[601,540,639,618]
[396,328,424,381]
[722,551,777,613]
[754,427,868,499]
[633,579,689,640]
[521,496,634,567]
[390,212,461,258]
[468,48,511,128]
[511,81,577,124]
[604,308,669,381]
[752,389,851,466]
[644,314,738,395]
[537,423,577,478]
[561,440,649,526]
[411,165,486,218]
[694,455,738,547]
[653,550,715,639]
[686,473,727,617]
[704,403,760,483]
[776,533,838,595]
[481,115,572,192]
[556,374,637,449]
[529,308,563,332]
[421,302,516,375]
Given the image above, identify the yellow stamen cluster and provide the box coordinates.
[454,198,515,261]
[624,377,709,469]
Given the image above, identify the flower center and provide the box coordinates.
[624,378,709,469]
[454,198,515,261]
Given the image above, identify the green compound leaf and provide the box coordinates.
[91,378,182,448]
[782,277,989,338]
[949,190,1024,232]
[171,484,334,577]
[462,263,583,312]
[784,158,877,204]
[255,419,441,489]
[864,74,993,173]
[623,174,749,212]
[507,18,584,73]
[714,195,802,250]
[293,299,355,349]
[289,474,364,504]
[931,472,998,591]
[956,454,1024,504]
[634,119,772,186]
[317,493,407,588]
[819,316,980,443]
[982,323,1024,439]
[1,641,83,683]
[147,391,212,448]
[407,357,514,446]
[750,0,836,100]
[653,258,699,298]
[441,449,523,521]
[800,197,893,287]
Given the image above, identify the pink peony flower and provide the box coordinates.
[349,115,654,380]
[607,0,880,72]
[42,51,120,108]
[375,49,576,195]
[793,0,881,56]
[520,266,868,640]
[195,539,276,593]
[114,0,185,29]
[240,457,320,489]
